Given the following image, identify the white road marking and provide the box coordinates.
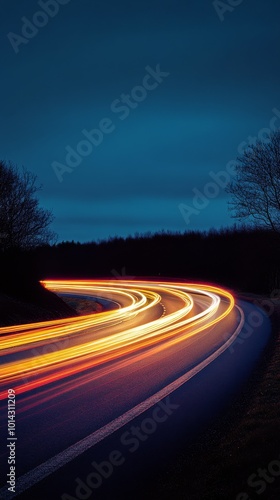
[0,307,245,499]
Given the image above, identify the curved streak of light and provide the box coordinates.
[0,306,245,500]
[0,281,235,400]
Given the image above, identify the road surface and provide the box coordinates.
[0,280,271,499]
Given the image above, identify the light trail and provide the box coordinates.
[0,281,235,400]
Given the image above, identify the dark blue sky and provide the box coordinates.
[1,0,280,242]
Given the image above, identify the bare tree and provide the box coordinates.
[227,130,280,233]
[0,161,56,250]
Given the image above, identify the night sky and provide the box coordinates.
[1,0,280,243]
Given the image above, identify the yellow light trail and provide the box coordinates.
[0,280,235,400]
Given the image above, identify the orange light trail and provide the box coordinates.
[0,280,235,400]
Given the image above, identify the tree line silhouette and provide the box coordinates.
[1,127,280,300]
[16,226,277,294]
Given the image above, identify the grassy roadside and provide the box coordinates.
[142,295,280,500]
[1,286,279,498]
[0,282,77,326]
[61,295,104,315]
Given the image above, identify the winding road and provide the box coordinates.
[0,280,271,499]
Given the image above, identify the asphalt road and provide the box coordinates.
[0,280,271,499]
